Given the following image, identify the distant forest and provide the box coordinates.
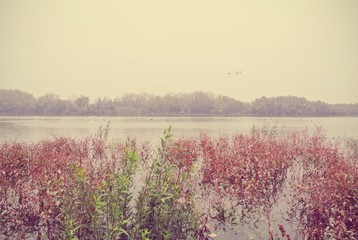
[1,89,358,117]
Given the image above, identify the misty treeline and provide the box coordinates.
[1,89,357,116]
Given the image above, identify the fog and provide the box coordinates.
[1,0,357,103]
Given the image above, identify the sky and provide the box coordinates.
[0,0,357,104]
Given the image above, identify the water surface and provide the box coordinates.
[1,117,357,143]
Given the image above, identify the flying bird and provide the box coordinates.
[228,71,242,75]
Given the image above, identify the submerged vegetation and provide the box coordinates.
[0,125,357,239]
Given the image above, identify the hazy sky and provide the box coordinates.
[1,0,357,103]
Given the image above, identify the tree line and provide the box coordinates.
[0,89,357,116]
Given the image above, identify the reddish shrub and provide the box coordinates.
[292,133,358,239]
[166,137,199,174]
[199,133,293,211]
[1,129,357,239]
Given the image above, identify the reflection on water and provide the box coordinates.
[0,117,357,143]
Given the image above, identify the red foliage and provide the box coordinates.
[0,137,119,238]
[166,137,199,173]
[1,129,357,239]
[199,132,293,210]
[292,132,358,239]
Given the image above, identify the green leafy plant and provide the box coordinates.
[133,127,205,240]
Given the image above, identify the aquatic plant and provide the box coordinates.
[288,131,358,239]
[0,127,207,239]
[0,126,357,239]
[198,131,294,238]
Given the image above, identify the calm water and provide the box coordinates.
[0,116,357,143]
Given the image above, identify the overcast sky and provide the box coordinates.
[1,0,357,103]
